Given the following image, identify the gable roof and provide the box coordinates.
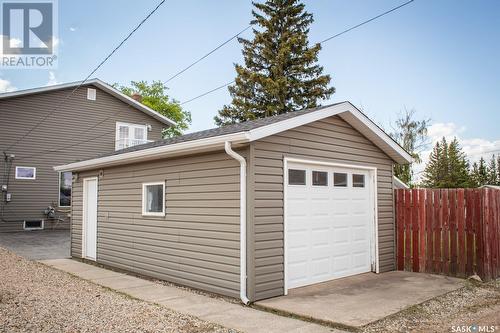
[54,101,412,172]
[0,78,176,126]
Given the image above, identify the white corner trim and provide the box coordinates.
[224,141,250,305]
[141,181,166,217]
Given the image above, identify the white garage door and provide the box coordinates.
[285,161,375,290]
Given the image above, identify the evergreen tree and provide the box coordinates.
[422,138,445,188]
[487,155,499,185]
[447,138,471,187]
[215,0,334,126]
[497,155,500,184]
[470,157,488,187]
[422,137,471,188]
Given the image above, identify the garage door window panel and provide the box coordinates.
[353,174,365,188]
[312,171,328,186]
[333,173,348,187]
[288,169,306,185]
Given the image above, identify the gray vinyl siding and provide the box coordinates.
[71,151,244,298]
[248,115,395,301]
[0,86,166,232]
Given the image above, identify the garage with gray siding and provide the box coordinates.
[57,102,411,302]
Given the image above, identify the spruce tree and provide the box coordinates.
[487,155,498,185]
[471,157,488,187]
[422,139,443,188]
[422,137,471,188]
[447,138,471,187]
[497,155,500,185]
[215,0,335,126]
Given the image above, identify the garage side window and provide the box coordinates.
[333,173,347,187]
[288,169,306,185]
[312,171,328,186]
[142,182,165,216]
[353,174,365,188]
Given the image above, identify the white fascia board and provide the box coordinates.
[0,78,177,127]
[54,132,250,172]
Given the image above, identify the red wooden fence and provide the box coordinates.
[395,188,500,281]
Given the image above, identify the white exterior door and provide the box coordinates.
[285,161,375,290]
[83,177,98,260]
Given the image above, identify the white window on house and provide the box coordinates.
[15,166,36,180]
[87,88,96,100]
[142,182,165,216]
[59,171,72,207]
[115,122,149,150]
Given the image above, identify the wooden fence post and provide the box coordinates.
[465,189,474,276]
[433,190,442,273]
[412,189,420,272]
[405,190,412,270]
[450,189,458,275]
[457,189,466,277]
[419,189,426,272]
[396,189,405,271]
[426,189,434,273]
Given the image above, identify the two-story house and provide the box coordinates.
[0,79,175,232]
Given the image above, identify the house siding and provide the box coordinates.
[248,115,395,301]
[0,85,166,232]
[71,151,245,298]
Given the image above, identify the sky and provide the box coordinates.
[1,0,499,173]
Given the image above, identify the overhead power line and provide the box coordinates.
[4,0,167,153]
[180,80,235,105]
[319,0,415,44]
[180,0,417,105]
[165,26,251,84]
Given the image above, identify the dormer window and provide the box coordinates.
[115,122,150,150]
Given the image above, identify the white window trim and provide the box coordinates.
[15,166,36,180]
[142,181,165,217]
[58,171,72,208]
[115,122,148,150]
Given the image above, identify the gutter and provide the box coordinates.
[224,141,250,305]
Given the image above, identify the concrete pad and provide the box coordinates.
[0,230,69,260]
[93,275,156,290]
[204,306,337,333]
[121,284,188,302]
[256,271,464,327]
[158,295,237,317]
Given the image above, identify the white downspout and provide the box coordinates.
[224,141,250,305]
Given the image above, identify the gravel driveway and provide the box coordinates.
[0,247,233,333]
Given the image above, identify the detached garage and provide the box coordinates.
[55,101,412,303]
